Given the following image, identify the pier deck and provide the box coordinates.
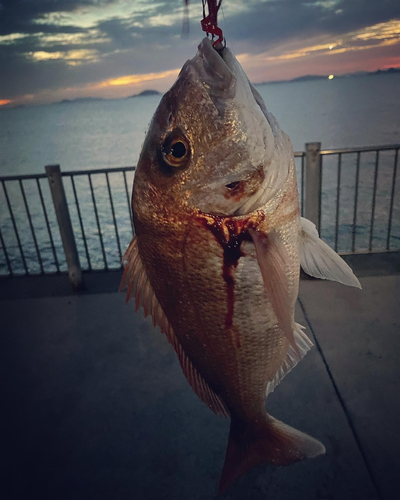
[2,254,399,499]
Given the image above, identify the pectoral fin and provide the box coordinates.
[249,229,299,355]
[120,237,229,417]
[300,217,361,289]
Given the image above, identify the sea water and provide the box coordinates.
[0,73,399,274]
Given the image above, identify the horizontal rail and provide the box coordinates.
[338,249,400,256]
[0,166,136,182]
[61,166,136,177]
[0,173,47,182]
[321,144,400,155]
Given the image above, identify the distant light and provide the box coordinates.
[329,45,334,50]
[328,74,334,80]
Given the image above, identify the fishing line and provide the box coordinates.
[220,1,230,51]
[182,0,190,38]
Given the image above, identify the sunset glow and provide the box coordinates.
[1,1,399,106]
[97,69,180,88]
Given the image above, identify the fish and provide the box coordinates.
[120,37,361,493]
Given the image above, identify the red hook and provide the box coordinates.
[201,0,224,47]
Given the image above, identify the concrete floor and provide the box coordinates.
[1,262,399,499]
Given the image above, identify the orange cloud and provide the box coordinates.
[0,99,12,106]
[95,68,180,88]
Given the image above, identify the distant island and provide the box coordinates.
[373,67,400,76]
[58,97,105,104]
[271,74,329,84]
[126,89,161,98]
[258,67,400,86]
[51,90,161,106]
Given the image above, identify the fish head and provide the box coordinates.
[133,37,293,221]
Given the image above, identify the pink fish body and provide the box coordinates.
[121,38,361,492]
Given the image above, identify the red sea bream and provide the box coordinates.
[121,38,361,493]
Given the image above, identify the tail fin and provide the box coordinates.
[219,416,325,494]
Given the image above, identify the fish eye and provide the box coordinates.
[161,131,190,168]
[170,141,187,159]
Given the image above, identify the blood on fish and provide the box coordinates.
[197,214,258,347]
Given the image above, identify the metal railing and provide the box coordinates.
[317,144,399,254]
[0,142,399,286]
[0,166,135,283]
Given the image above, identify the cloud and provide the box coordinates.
[1,0,400,105]
[239,19,400,66]
[0,1,120,35]
[221,0,400,51]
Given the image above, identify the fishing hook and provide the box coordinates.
[201,0,224,47]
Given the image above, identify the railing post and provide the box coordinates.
[45,165,84,290]
[304,142,322,231]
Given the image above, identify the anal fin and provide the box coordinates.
[266,323,313,396]
[120,237,229,417]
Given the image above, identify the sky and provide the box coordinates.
[0,0,400,107]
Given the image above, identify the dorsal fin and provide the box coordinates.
[120,237,229,417]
